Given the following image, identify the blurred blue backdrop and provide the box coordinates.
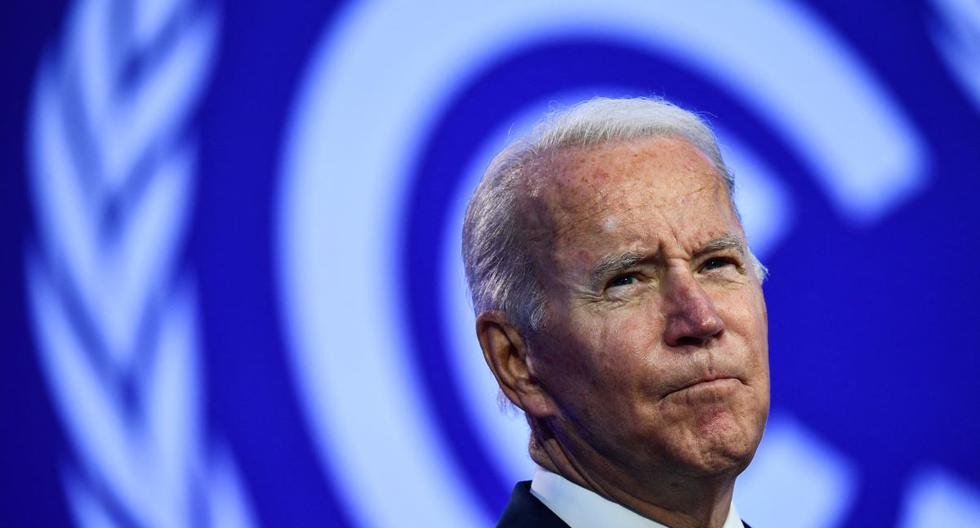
[2,1,980,527]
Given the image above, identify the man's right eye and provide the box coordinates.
[608,273,639,289]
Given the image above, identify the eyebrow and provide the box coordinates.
[588,234,746,287]
[589,250,650,287]
[692,234,746,260]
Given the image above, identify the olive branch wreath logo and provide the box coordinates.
[25,0,256,526]
[929,0,980,113]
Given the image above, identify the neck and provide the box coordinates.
[530,424,739,528]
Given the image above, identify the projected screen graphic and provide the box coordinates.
[5,1,980,527]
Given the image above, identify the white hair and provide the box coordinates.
[462,96,764,332]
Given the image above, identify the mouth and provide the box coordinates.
[665,375,740,398]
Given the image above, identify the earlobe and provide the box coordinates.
[475,312,555,418]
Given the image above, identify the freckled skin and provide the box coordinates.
[519,136,769,527]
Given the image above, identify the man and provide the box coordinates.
[462,97,770,528]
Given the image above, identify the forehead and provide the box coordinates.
[537,136,738,247]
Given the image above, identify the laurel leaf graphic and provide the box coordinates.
[26,1,257,526]
[930,0,980,112]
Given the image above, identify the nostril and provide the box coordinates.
[664,313,725,348]
[675,335,707,347]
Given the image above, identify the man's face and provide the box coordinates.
[527,136,769,485]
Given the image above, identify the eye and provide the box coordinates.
[701,256,738,272]
[607,273,640,289]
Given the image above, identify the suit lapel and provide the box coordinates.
[497,481,571,528]
[497,480,753,528]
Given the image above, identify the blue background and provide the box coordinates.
[2,1,979,527]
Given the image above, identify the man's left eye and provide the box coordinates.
[701,257,736,271]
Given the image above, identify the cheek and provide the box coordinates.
[733,292,771,395]
[592,300,661,348]
[746,291,769,365]
[717,285,766,333]
[715,288,769,356]
[584,306,673,395]
[547,308,659,385]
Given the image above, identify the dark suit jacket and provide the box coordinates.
[497,481,751,528]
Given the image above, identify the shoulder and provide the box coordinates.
[497,481,571,528]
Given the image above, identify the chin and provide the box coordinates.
[679,410,765,478]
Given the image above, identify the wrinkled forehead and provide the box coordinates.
[528,136,737,243]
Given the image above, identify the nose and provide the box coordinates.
[662,270,725,348]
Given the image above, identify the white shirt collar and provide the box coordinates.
[529,467,743,528]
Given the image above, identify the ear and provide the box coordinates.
[476,311,557,418]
